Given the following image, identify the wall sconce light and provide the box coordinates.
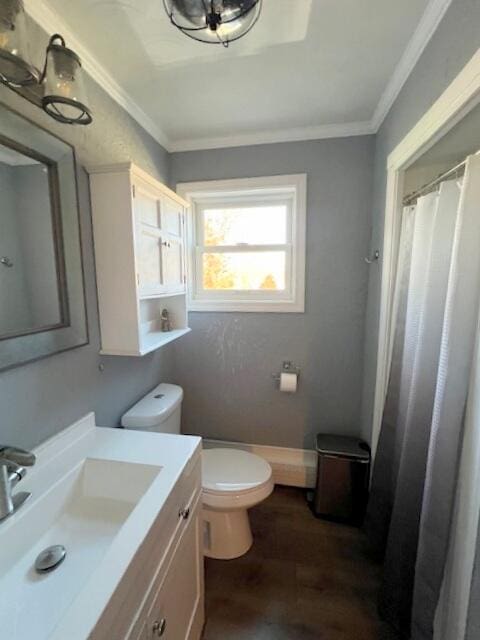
[0,0,92,125]
[41,34,92,125]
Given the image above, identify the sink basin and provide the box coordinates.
[0,457,160,640]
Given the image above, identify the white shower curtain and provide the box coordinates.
[366,154,480,639]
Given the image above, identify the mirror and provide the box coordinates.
[0,103,87,370]
[0,140,67,338]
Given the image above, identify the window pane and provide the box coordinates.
[203,206,287,246]
[203,251,286,290]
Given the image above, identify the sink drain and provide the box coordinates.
[34,545,66,574]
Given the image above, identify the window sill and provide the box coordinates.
[188,300,305,313]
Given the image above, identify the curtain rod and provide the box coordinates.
[403,158,466,206]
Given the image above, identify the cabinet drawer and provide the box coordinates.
[90,453,202,640]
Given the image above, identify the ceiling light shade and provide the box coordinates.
[0,0,40,86]
[42,35,92,125]
[164,0,262,46]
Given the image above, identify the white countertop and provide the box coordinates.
[0,413,201,640]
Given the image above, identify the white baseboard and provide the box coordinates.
[202,438,317,489]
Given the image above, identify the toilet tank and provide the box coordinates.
[121,383,183,434]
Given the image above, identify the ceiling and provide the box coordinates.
[30,0,450,151]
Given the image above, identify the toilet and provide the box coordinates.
[121,383,274,560]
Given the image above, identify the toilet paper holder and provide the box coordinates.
[272,361,301,383]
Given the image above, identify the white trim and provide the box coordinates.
[371,47,480,459]
[371,0,454,131]
[202,438,318,489]
[87,162,189,207]
[24,0,170,149]
[169,121,374,153]
[178,175,306,313]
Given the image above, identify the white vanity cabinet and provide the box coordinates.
[90,455,204,640]
[88,163,190,356]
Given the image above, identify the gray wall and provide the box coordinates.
[360,0,480,442]
[0,18,174,449]
[5,0,477,452]
[171,137,374,449]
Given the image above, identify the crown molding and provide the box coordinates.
[25,0,451,152]
[23,0,171,150]
[169,121,375,152]
[371,0,453,132]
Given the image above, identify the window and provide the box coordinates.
[178,175,306,312]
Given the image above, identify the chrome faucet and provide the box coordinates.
[0,446,36,521]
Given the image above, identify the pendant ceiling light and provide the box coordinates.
[163,0,262,47]
[0,1,92,125]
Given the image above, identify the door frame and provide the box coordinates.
[371,48,480,458]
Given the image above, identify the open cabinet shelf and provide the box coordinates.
[100,328,191,356]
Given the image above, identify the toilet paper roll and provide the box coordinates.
[280,372,297,393]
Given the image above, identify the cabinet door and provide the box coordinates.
[130,621,149,640]
[161,196,183,238]
[137,227,164,295]
[134,182,186,297]
[159,195,186,295]
[134,180,165,297]
[147,501,203,640]
[161,237,184,294]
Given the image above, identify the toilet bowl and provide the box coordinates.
[202,448,274,560]
[121,384,274,560]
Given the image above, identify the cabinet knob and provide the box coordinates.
[161,241,171,248]
[179,506,190,520]
[152,618,167,637]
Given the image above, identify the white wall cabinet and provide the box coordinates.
[88,163,190,356]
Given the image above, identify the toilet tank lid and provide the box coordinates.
[121,383,183,429]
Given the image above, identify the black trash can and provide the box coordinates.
[312,434,370,525]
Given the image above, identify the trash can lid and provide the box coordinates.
[315,434,370,461]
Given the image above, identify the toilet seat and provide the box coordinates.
[202,448,274,511]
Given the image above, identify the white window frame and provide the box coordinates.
[177,174,306,312]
